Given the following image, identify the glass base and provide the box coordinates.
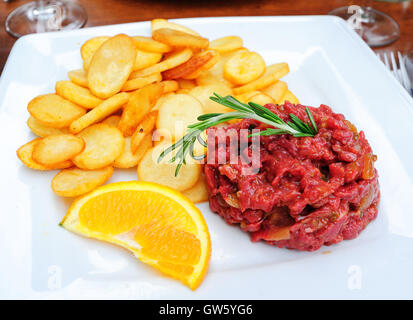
[5,0,87,38]
[329,6,400,47]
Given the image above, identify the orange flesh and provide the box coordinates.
[79,190,196,235]
[77,189,201,268]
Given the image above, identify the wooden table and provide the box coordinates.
[0,0,412,74]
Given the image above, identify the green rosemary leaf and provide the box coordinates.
[306,107,318,134]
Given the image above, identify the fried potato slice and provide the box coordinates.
[177,79,196,89]
[27,117,69,137]
[156,94,203,140]
[73,123,124,169]
[192,130,207,158]
[68,69,88,88]
[32,134,85,166]
[17,139,72,170]
[81,36,110,71]
[249,92,275,106]
[101,115,121,127]
[235,90,261,103]
[122,73,162,92]
[152,28,209,50]
[176,89,191,94]
[70,92,130,134]
[133,49,163,71]
[161,80,179,93]
[51,166,113,197]
[182,173,209,203]
[233,62,290,95]
[195,49,248,88]
[151,92,175,111]
[88,34,136,99]
[183,50,219,80]
[224,51,265,85]
[195,71,234,88]
[137,142,201,191]
[189,83,232,114]
[132,36,172,53]
[279,90,300,105]
[151,18,200,36]
[262,80,288,103]
[209,36,243,53]
[162,50,216,80]
[118,82,164,136]
[55,80,103,109]
[131,111,157,154]
[114,134,152,168]
[130,48,193,78]
[28,94,86,128]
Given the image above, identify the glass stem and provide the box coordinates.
[360,0,375,23]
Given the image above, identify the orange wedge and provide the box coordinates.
[60,181,211,290]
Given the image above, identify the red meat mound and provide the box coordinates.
[204,102,380,251]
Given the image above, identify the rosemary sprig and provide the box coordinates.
[158,93,318,175]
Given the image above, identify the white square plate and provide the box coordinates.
[1,16,413,299]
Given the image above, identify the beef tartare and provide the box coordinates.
[205,102,380,251]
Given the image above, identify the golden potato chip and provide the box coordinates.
[132,36,172,53]
[73,123,124,170]
[121,73,162,92]
[152,28,209,50]
[161,80,179,93]
[209,36,243,53]
[51,166,113,197]
[130,48,193,78]
[195,71,234,88]
[137,142,201,191]
[235,90,261,103]
[224,51,265,85]
[233,63,289,95]
[68,69,88,88]
[101,115,121,127]
[151,18,200,36]
[133,49,163,71]
[249,93,275,106]
[183,50,220,80]
[195,49,247,88]
[114,134,152,169]
[262,80,288,103]
[151,128,173,146]
[279,90,300,105]
[70,92,130,134]
[130,112,157,153]
[28,94,86,128]
[27,117,69,137]
[88,34,136,99]
[32,134,85,166]
[182,174,209,203]
[189,83,232,114]
[80,36,110,71]
[151,92,175,111]
[118,82,164,136]
[156,94,203,140]
[176,89,191,94]
[55,80,103,109]
[177,79,196,89]
[192,130,207,158]
[162,50,216,80]
[17,139,72,170]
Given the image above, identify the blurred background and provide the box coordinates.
[0,0,412,74]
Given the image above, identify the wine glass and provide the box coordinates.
[329,0,400,47]
[5,0,87,38]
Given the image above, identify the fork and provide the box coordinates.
[377,51,412,95]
